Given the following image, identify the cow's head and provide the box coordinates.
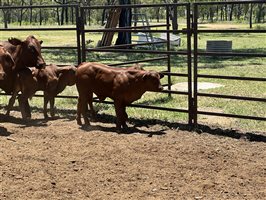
[0,46,15,80]
[61,65,77,86]
[142,70,164,92]
[8,35,46,70]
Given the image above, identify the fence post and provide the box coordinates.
[186,3,193,126]
[75,5,82,65]
[166,5,172,97]
[80,6,86,62]
[193,3,198,126]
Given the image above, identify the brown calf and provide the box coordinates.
[76,62,164,130]
[6,64,76,119]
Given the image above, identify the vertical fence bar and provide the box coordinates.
[193,3,199,126]
[75,5,81,64]
[186,3,193,126]
[80,7,86,62]
[166,5,172,96]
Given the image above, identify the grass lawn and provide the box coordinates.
[0,22,265,132]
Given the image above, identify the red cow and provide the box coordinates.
[0,35,45,94]
[6,64,77,119]
[0,46,15,80]
[76,62,164,130]
[0,35,45,71]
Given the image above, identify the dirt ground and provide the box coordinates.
[0,109,265,200]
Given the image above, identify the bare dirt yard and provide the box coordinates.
[1,108,265,200]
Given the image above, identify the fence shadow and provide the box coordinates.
[0,113,49,128]
[1,106,265,143]
[87,113,266,143]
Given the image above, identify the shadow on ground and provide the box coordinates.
[60,108,266,143]
[0,126,13,137]
[1,106,265,143]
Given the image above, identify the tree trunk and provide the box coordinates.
[3,11,9,29]
[71,7,74,24]
[19,1,25,26]
[220,6,224,21]
[256,4,263,23]
[40,8,42,26]
[229,4,234,21]
[236,4,241,21]
[156,8,160,23]
[2,2,10,29]
[172,0,178,33]
[225,4,228,21]
[116,0,132,46]
[250,4,253,29]
[57,8,61,25]
[61,0,66,25]
[61,7,65,25]
[29,0,33,23]
[65,0,69,24]
[209,7,214,22]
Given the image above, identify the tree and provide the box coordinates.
[19,0,27,26]
[116,0,131,46]
[0,0,14,29]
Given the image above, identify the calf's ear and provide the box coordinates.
[8,38,23,46]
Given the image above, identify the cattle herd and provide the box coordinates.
[0,35,164,131]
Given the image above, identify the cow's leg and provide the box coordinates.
[18,87,36,119]
[6,90,19,116]
[76,96,82,125]
[50,97,55,118]
[87,92,96,118]
[43,94,49,119]
[121,106,128,129]
[18,94,28,119]
[24,99,31,118]
[43,96,48,119]
[77,94,90,126]
[114,101,124,130]
[6,78,21,116]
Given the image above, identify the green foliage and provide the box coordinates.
[0,1,265,28]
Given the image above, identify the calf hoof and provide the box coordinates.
[90,116,97,122]
[22,116,31,120]
[21,114,28,119]
[50,111,55,118]
[122,123,128,130]
[116,126,128,134]
[83,117,91,126]
[76,118,82,126]
[90,111,96,119]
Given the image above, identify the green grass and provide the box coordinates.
[0,22,265,132]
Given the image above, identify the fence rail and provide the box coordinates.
[193,1,266,124]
